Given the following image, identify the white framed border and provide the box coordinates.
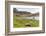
[10,5,42,32]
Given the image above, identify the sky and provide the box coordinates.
[16,8,40,13]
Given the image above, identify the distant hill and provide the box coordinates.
[15,11,31,14]
[14,11,39,17]
[13,8,39,17]
[28,12,39,17]
[14,11,32,16]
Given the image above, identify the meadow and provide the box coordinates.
[13,16,39,28]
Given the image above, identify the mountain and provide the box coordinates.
[14,11,39,17]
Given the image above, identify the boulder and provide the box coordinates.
[25,23,31,27]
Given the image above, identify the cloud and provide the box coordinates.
[16,8,39,13]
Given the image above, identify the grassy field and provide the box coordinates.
[13,16,39,28]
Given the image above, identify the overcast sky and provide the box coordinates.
[16,8,40,13]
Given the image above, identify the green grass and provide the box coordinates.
[13,16,39,28]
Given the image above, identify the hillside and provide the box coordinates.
[14,11,39,17]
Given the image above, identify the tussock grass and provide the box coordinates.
[13,16,39,28]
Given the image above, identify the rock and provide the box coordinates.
[25,23,31,27]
